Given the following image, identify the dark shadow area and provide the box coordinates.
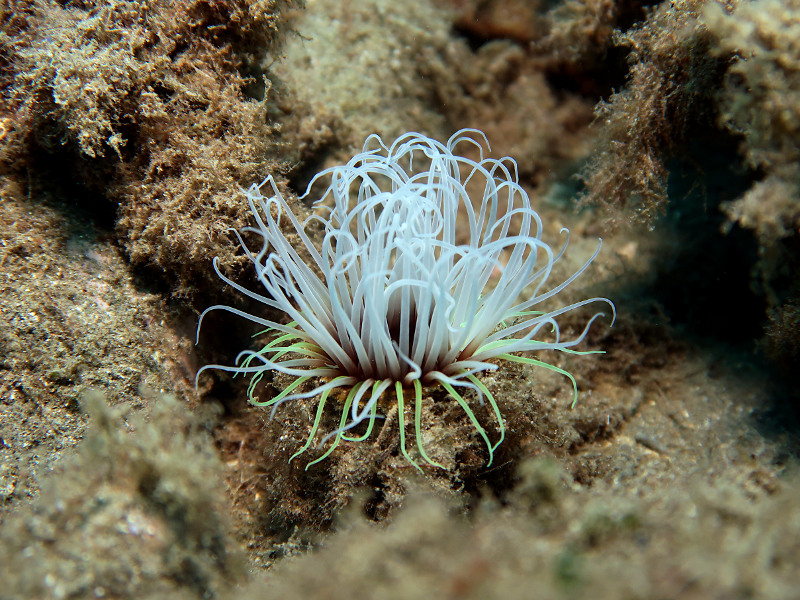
[650,132,764,345]
[646,131,799,444]
[24,140,119,233]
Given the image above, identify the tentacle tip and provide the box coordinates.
[408,460,425,474]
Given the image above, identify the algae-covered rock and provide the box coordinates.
[0,392,243,600]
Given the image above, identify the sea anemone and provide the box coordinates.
[197,130,614,471]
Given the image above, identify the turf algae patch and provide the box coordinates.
[0,0,300,295]
[251,457,800,600]
[0,392,244,600]
[0,186,196,517]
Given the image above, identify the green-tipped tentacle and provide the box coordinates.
[413,379,445,469]
[342,381,382,442]
[305,382,359,469]
[560,348,605,356]
[465,373,505,454]
[249,374,310,407]
[289,386,331,463]
[396,381,423,473]
[496,353,580,407]
[439,379,496,466]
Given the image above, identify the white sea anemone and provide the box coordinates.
[197,130,614,471]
